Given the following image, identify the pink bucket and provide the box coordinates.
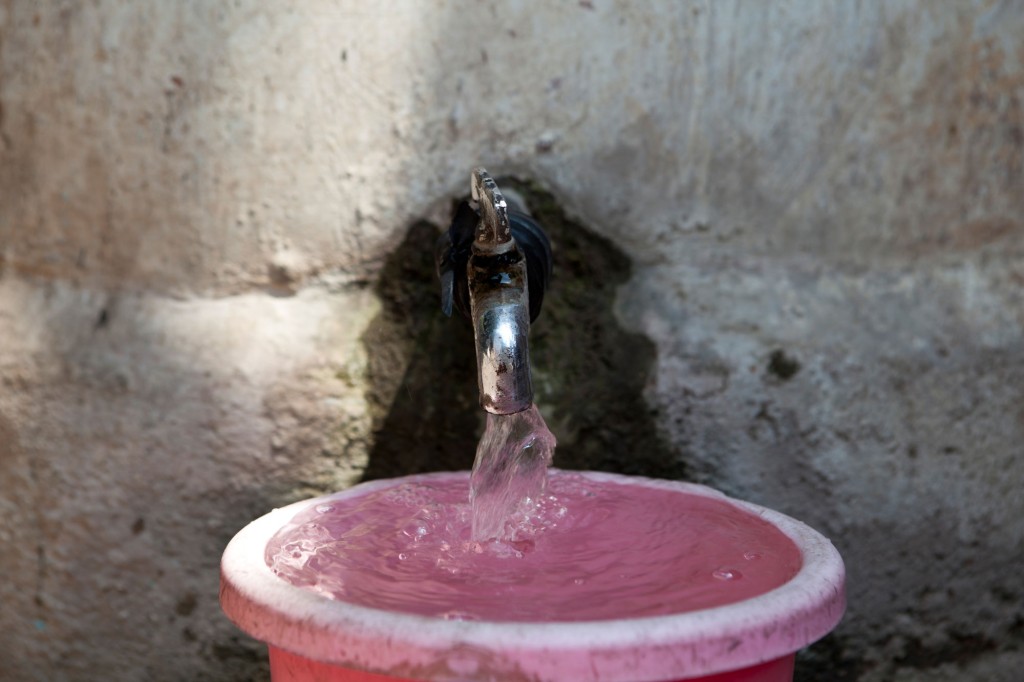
[221,471,845,681]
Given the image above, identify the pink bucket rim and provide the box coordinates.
[220,470,845,681]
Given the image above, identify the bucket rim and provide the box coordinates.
[220,470,845,681]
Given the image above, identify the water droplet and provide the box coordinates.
[744,551,763,561]
[315,504,333,514]
[712,568,742,581]
[573,578,585,586]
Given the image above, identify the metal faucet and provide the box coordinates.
[435,168,552,415]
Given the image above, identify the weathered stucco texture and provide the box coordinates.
[1,1,1022,680]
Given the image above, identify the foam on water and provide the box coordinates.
[266,472,802,622]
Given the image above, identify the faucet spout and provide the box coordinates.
[468,168,533,414]
[435,168,552,415]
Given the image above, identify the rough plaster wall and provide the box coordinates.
[0,1,1021,680]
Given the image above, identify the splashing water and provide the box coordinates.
[470,404,557,541]
[265,471,803,622]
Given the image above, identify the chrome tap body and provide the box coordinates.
[435,168,551,415]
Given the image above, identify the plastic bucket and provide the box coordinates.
[221,471,845,681]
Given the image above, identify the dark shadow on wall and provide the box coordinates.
[359,220,482,480]
[360,179,687,481]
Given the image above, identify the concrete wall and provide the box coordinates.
[1,1,1022,680]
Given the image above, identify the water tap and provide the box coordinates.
[435,168,552,415]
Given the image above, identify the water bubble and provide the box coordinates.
[573,578,585,586]
[398,553,408,561]
[315,504,333,514]
[743,551,763,561]
[508,538,535,554]
[712,568,742,581]
[401,522,430,541]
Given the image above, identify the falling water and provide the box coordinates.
[469,404,557,541]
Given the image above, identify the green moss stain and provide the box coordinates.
[360,221,480,480]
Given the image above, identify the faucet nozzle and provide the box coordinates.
[470,168,514,255]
